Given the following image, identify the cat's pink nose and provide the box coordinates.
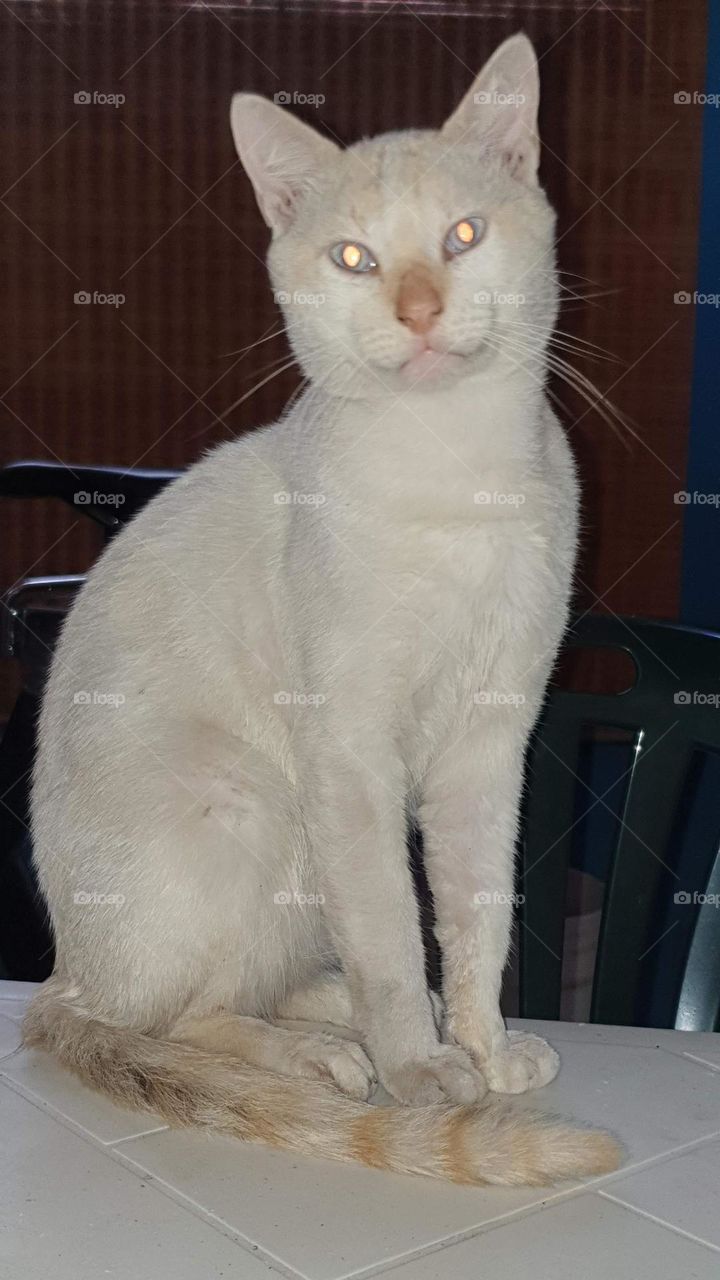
[395,266,444,335]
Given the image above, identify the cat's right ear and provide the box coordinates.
[441,33,541,185]
[230,95,339,233]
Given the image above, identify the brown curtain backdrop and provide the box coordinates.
[0,0,707,708]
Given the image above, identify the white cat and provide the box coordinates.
[25,33,620,1184]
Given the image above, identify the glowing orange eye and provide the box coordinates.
[445,216,485,256]
[330,241,377,273]
[342,244,362,268]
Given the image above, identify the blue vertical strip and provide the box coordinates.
[680,1,720,628]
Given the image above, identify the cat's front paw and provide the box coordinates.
[482,1030,560,1094]
[380,1044,487,1106]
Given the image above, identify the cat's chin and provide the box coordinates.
[399,348,467,387]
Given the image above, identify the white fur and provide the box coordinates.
[31,34,577,1106]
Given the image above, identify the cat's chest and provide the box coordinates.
[397,500,564,694]
[330,383,547,534]
[400,523,556,756]
[377,486,555,622]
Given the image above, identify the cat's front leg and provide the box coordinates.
[418,718,560,1095]
[304,737,487,1106]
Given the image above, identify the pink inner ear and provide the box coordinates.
[263,182,296,232]
[505,148,526,179]
[489,106,538,182]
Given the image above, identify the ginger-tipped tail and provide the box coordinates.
[23,989,621,1186]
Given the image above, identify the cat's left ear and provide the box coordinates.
[441,33,540,185]
[230,94,339,233]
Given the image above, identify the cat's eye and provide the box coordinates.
[444,217,486,256]
[330,241,377,274]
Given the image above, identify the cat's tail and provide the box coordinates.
[24,989,620,1187]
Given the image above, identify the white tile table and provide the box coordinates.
[1,981,719,1280]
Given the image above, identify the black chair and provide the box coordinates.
[0,462,181,979]
[519,614,720,1030]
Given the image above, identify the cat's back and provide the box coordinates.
[37,423,295,752]
[62,426,284,628]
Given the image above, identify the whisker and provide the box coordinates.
[219,358,302,421]
[217,326,287,359]
[493,319,610,366]
[501,318,622,365]
[485,329,633,450]
[188,357,305,444]
[555,269,606,288]
[557,284,622,307]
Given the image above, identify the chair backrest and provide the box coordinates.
[518,615,720,1030]
[0,462,181,980]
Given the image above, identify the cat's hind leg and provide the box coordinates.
[274,971,446,1035]
[168,1010,377,1100]
[274,971,355,1026]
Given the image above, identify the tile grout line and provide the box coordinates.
[4,1003,720,1280]
[339,1173,720,1280]
[111,1144,311,1280]
[524,1028,720,1056]
[331,1127,720,1280]
[109,1125,170,1146]
[0,1064,170,1145]
[681,1051,720,1073]
[333,1191,610,1280]
[598,1190,720,1255]
[0,1060,632,1280]
[5,1051,720,1240]
[0,1073,302,1280]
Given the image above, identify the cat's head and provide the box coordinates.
[230,33,557,401]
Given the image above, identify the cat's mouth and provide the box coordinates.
[399,345,467,385]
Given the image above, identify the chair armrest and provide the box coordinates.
[0,461,182,531]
